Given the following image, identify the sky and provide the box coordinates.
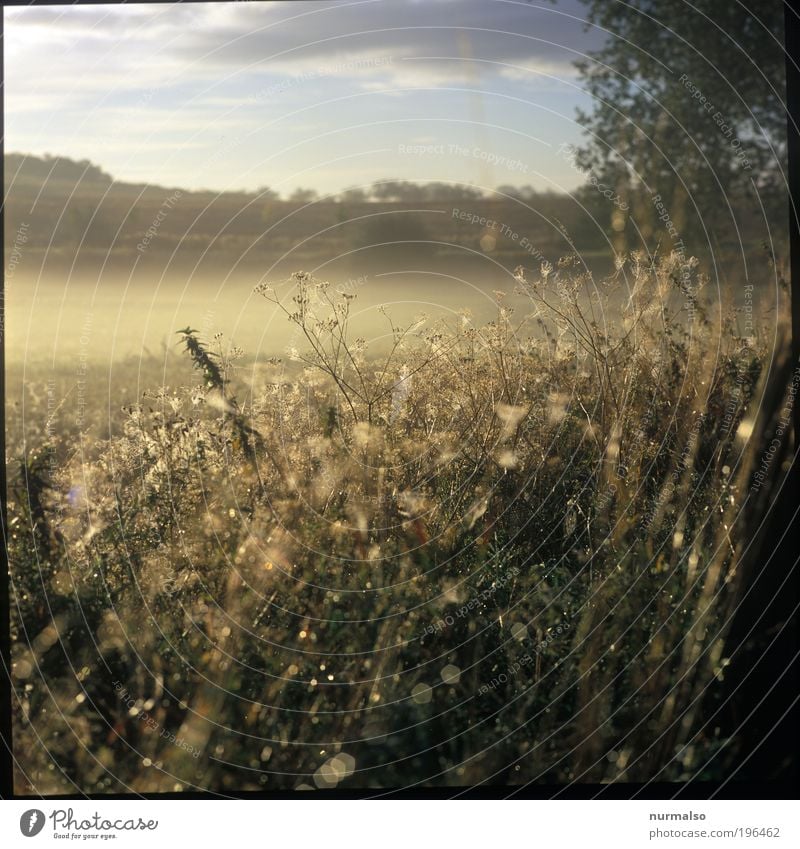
[4,0,606,196]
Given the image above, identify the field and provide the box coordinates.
[7,250,793,792]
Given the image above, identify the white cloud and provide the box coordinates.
[3,0,599,193]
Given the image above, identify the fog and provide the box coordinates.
[6,261,553,370]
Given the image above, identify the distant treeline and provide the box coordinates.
[3,153,779,271]
[5,152,113,187]
[3,153,607,266]
[5,152,553,203]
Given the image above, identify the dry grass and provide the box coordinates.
[8,251,793,792]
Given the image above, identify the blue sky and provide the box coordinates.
[4,0,605,195]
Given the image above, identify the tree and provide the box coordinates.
[420,182,484,201]
[497,184,538,202]
[259,186,281,227]
[370,180,484,202]
[289,187,318,203]
[574,1,786,249]
[339,187,368,203]
[370,181,425,202]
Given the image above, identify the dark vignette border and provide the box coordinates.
[0,0,797,802]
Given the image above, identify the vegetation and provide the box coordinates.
[3,153,773,272]
[573,1,787,241]
[9,251,793,792]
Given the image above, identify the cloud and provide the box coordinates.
[174,0,600,85]
[6,1,600,89]
[3,1,601,193]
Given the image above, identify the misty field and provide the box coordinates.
[8,251,792,792]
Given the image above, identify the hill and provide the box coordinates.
[4,153,609,274]
[4,153,775,281]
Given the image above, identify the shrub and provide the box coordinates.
[9,253,792,792]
